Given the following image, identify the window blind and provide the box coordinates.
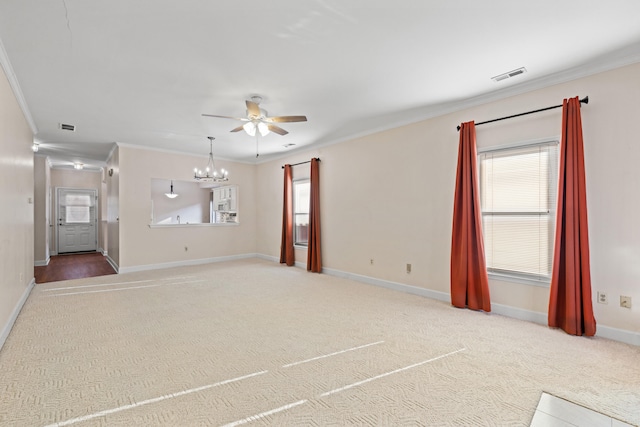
[294,180,310,245]
[479,141,558,281]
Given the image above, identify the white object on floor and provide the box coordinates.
[530,392,633,427]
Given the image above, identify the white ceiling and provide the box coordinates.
[1,1,640,169]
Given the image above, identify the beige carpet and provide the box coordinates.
[1,258,638,426]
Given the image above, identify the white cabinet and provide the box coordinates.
[228,186,237,210]
[211,185,238,223]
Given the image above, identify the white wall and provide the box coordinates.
[33,155,50,265]
[100,168,108,255]
[256,62,640,339]
[116,145,257,271]
[0,62,34,347]
[107,147,120,268]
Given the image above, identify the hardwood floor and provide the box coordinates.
[35,252,116,284]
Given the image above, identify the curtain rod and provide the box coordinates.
[456,96,589,131]
[281,158,321,169]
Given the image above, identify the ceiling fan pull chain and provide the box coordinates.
[256,134,259,158]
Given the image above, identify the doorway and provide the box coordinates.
[56,188,98,254]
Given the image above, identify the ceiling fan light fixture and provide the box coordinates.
[257,122,270,137]
[202,96,307,146]
[243,122,256,137]
[242,121,270,137]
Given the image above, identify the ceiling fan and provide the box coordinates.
[202,95,307,136]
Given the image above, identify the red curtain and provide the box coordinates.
[280,164,294,266]
[548,97,596,336]
[307,158,322,272]
[450,121,491,312]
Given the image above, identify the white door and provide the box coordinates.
[57,188,98,253]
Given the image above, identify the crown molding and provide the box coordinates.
[258,47,640,166]
[0,38,38,134]
[115,142,256,165]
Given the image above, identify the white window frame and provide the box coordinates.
[478,137,559,287]
[293,179,310,247]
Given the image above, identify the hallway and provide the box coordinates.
[34,252,116,284]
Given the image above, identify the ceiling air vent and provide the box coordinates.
[491,67,527,83]
[59,123,76,132]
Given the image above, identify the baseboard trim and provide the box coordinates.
[256,255,639,347]
[256,253,278,263]
[491,303,548,325]
[0,278,35,352]
[256,254,449,301]
[492,304,640,346]
[34,257,50,267]
[105,254,119,273]
[117,253,258,274]
[255,254,319,273]
[322,266,450,303]
[596,324,640,346]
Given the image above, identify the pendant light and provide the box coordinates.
[165,180,178,198]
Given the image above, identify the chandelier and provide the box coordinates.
[194,136,228,182]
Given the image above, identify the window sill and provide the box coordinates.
[488,271,550,288]
[294,244,308,250]
[148,222,239,228]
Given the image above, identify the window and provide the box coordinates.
[63,193,92,223]
[294,180,310,246]
[479,140,559,284]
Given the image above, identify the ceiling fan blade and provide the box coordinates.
[245,100,261,118]
[267,124,289,135]
[230,125,245,133]
[202,114,248,121]
[265,115,307,123]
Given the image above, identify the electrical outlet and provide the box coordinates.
[597,291,608,304]
[620,296,632,309]
[184,246,188,252]
[370,259,374,265]
[406,263,411,273]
